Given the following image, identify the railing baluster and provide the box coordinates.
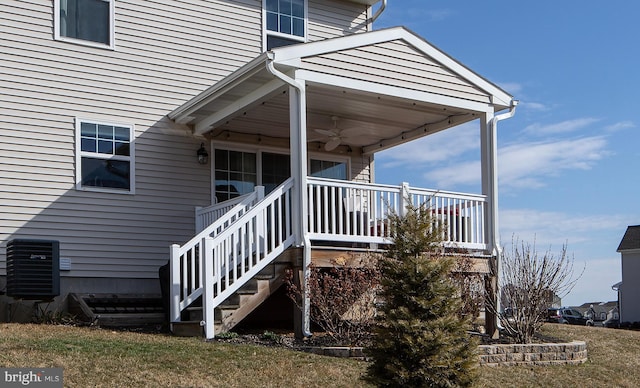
[307,184,315,234]
[269,200,275,253]
[182,249,189,299]
[240,223,246,276]
[190,246,196,293]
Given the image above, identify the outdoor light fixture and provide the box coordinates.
[197,143,208,164]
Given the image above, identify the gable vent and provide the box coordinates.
[6,239,60,300]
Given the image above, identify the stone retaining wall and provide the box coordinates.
[478,340,587,367]
[300,341,588,367]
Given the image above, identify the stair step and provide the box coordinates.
[216,303,240,311]
[68,293,166,327]
[172,246,295,337]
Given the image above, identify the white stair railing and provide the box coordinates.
[195,189,265,233]
[170,178,295,339]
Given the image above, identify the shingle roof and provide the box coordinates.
[617,225,640,251]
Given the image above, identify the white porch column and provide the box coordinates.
[288,80,313,338]
[289,81,308,245]
[481,110,499,339]
[480,110,498,255]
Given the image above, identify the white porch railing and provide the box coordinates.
[195,188,265,233]
[170,178,295,339]
[306,177,488,251]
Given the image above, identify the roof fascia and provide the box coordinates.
[193,77,286,135]
[169,53,269,122]
[618,248,640,254]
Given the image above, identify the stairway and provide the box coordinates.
[171,260,292,337]
[68,293,165,327]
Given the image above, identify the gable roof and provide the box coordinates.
[270,26,513,108]
[169,26,515,152]
[617,225,640,252]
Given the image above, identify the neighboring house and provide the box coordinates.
[576,302,616,323]
[617,225,640,323]
[1,0,516,338]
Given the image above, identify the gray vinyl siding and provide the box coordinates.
[308,0,369,41]
[0,0,261,279]
[301,40,492,104]
[0,0,372,279]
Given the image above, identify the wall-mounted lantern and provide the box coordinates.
[197,143,208,165]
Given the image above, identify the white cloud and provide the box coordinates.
[377,122,478,168]
[605,120,635,132]
[520,101,550,111]
[498,82,523,95]
[424,160,480,188]
[500,209,626,247]
[524,118,600,136]
[498,136,608,189]
[424,136,609,189]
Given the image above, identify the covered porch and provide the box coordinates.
[168,26,516,338]
[169,26,515,257]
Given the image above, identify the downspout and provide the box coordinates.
[367,0,387,26]
[489,99,517,257]
[489,100,518,328]
[266,53,304,91]
[265,53,313,338]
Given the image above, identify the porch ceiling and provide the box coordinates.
[204,82,479,152]
[169,27,514,155]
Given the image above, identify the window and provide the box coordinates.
[213,148,291,202]
[264,0,306,50]
[55,0,115,48]
[214,150,257,202]
[310,159,347,180]
[76,119,134,192]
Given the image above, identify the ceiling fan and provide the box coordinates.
[312,116,357,151]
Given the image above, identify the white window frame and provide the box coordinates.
[308,151,351,180]
[262,0,308,51]
[211,142,289,201]
[75,117,135,194]
[54,0,116,50]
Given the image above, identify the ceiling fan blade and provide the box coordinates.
[325,138,341,151]
[314,128,337,136]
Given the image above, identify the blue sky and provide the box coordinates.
[373,1,639,306]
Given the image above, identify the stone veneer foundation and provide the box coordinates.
[478,340,587,367]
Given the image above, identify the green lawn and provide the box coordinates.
[0,323,639,387]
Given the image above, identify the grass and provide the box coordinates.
[1,323,639,387]
[0,324,367,387]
